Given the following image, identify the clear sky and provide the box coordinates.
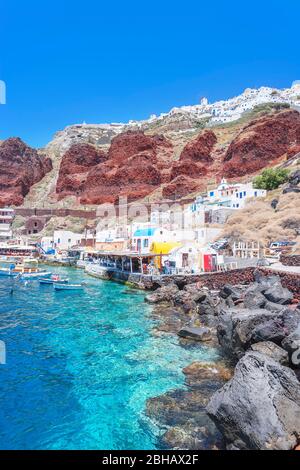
[0,0,300,148]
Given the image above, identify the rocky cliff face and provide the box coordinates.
[56,131,174,205]
[224,110,300,176]
[3,107,300,208]
[56,143,107,199]
[0,138,52,206]
[162,130,217,198]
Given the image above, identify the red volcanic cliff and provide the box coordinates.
[0,138,52,206]
[223,110,300,177]
[57,131,173,205]
[162,130,217,198]
[179,130,217,163]
[56,143,107,198]
[162,175,200,199]
[17,108,300,207]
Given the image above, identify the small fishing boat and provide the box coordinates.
[21,270,51,279]
[0,267,19,277]
[54,283,84,291]
[39,274,69,285]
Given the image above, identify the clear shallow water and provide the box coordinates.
[0,267,219,450]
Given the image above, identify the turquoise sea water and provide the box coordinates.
[0,267,219,450]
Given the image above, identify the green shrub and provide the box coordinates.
[253,168,289,190]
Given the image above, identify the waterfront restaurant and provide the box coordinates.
[0,243,38,259]
[83,249,170,275]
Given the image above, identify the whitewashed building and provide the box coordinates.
[0,208,14,241]
[206,178,266,209]
[53,230,82,250]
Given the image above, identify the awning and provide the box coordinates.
[150,241,182,268]
[150,241,182,255]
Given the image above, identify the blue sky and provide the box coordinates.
[0,0,300,148]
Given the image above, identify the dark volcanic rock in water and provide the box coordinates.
[178,326,212,342]
[146,362,232,450]
[0,137,52,206]
[145,284,179,304]
[206,350,300,450]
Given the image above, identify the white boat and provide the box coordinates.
[21,271,51,279]
[39,274,69,285]
[0,268,18,277]
[39,276,69,285]
[54,283,84,291]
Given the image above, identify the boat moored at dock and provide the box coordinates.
[39,275,69,285]
[54,283,84,291]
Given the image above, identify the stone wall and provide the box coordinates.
[15,208,97,219]
[159,267,255,290]
[280,254,300,267]
[157,267,300,297]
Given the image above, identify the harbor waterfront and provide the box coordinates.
[0,265,220,450]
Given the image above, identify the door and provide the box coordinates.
[203,254,213,272]
[182,253,188,268]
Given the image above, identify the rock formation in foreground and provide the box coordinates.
[145,270,300,450]
[0,138,52,206]
[207,350,300,450]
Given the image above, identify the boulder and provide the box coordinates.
[206,351,300,450]
[217,308,280,359]
[281,325,300,368]
[199,314,219,328]
[252,308,300,345]
[253,272,281,292]
[271,198,278,209]
[264,284,293,305]
[288,169,300,186]
[243,284,266,309]
[197,295,219,316]
[282,185,300,194]
[251,318,286,344]
[146,389,209,426]
[178,326,212,342]
[173,290,197,313]
[160,422,224,450]
[183,362,233,388]
[264,300,286,312]
[145,284,179,303]
[219,285,244,301]
[250,341,289,366]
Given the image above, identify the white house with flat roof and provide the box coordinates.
[0,208,15,241]
[207,178,266,209]
[53,230,82,251]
